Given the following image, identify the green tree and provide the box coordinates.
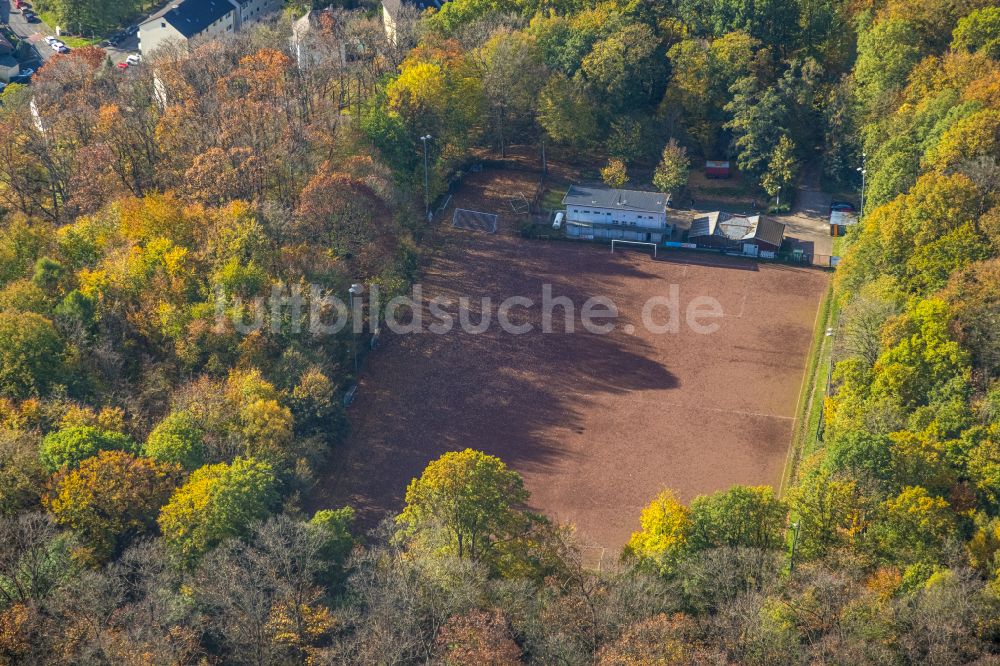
[0,311,63,400]
[725,78,789,184]
[537,73,598,146]
[871,298,970,409]
[396,449,529,563]
[688,485,788,551]
[308,507,356,583]
[624,489,692,574]
[579,23,666,114]
[39,425,136,473]
[158,457,278,565]
[45,451,181,560]
[952,7,1000,58]
[145,410,206,471]
[786,462,867,560]
[761,135,800,205]
[652,140,691,194]
[854,19,921,112]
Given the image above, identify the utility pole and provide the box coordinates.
[856,151,867,218]
[349,283,364,377]
[420,134,432,218]
[788,520,801,574]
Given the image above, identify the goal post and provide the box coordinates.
[452,208,498,234]
[611,239,657,258]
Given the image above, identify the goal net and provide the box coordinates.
[452,208,498,234]
[610,239,658,257]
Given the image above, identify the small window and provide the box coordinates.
[161,21,166,27]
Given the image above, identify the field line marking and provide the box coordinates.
[560,389,794,421]
[736,290,749,318]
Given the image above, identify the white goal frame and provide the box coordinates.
[611,239,657,258]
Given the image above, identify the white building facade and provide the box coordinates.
[561,185,672,243]
[139,0,278,55]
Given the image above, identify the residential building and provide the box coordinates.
[139,0,280,55]
[687,212,785,256]
[561,185,672,243]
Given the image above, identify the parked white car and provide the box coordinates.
[43,36,58,45]
[125,54,141,66]
[49,40,65,50]
[54,45,70,53]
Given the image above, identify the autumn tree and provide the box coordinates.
[45,451,181,560]
[601,159,629,188]
[624,489,691,573]
[397,449,530,564]
[652,139,691,194]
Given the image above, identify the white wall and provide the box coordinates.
[236,0,280,28]
[565,205,667,229]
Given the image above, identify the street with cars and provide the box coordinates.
[1,0,143,85]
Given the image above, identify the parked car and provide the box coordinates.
[54,44,69,54]
[50,40,66,51]
[117,61,129,70]
[44,36,59,45]
[125,53,141,66]
[23,10,40,22]
[829,201,856,213]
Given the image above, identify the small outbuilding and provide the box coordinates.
[829,209,858,236]
[688,212,785,257]
[705,160,731,179]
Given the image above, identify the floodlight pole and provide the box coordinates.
[856,152,867,219]
[420,134,432,217]
[788,520,801,574]
[349,283,364,377]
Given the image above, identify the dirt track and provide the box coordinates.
[310,170,830,553]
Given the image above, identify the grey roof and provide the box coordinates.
[562,185,668,213]
[689,212,784,246]
[829,210,858,226]
[0,54,18,69]
[751,216,785,247]
[144,0,235,38]
[382,0,445,18]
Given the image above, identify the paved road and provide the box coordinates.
[3,0,55,67]
[2,0,135,69]
[781,158,834,257]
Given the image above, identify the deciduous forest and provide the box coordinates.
[0,0,998,662]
